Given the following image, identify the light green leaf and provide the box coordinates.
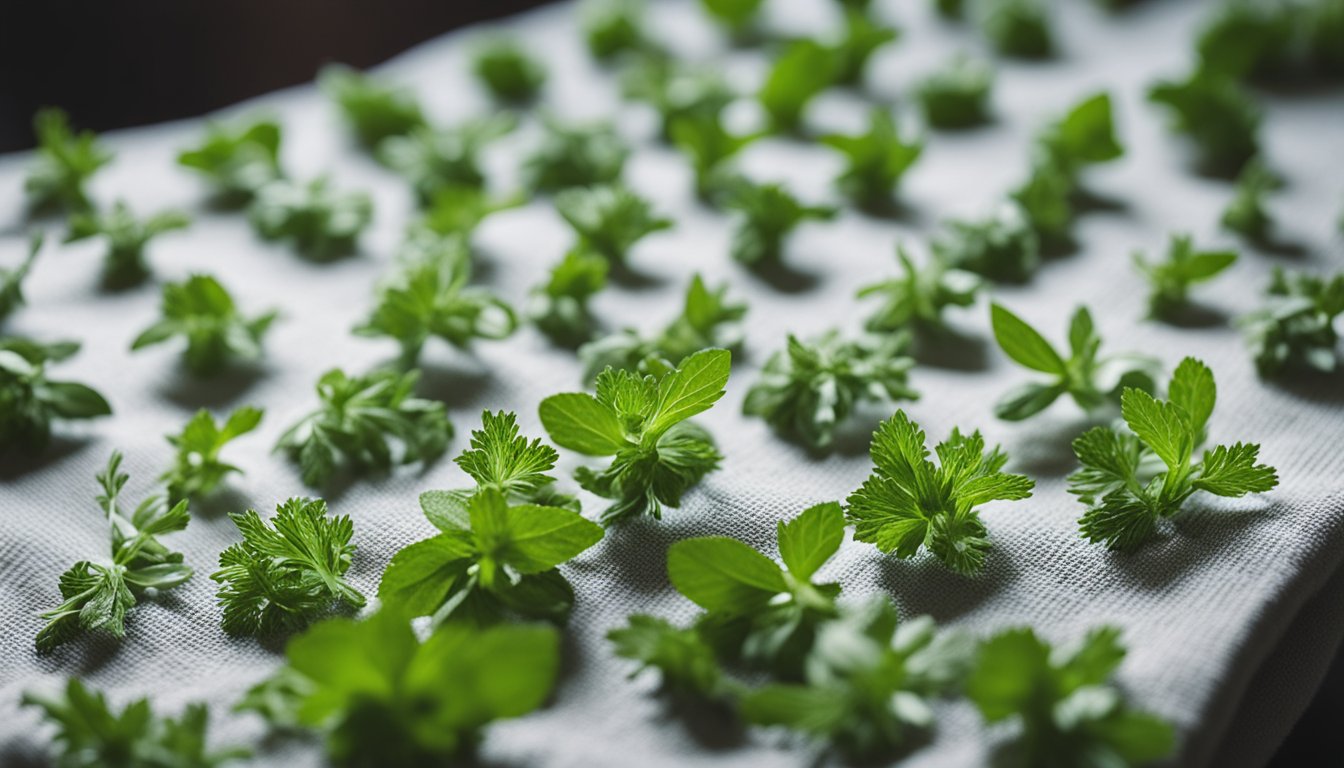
[538,392,629,455]
[1120,388,1193,471]
[991,303,1066,375]
[777,502,844,581]
[497,504,604,573]
[1167,357,1216,436]
[648,347,731,436]
[667,536,786,613]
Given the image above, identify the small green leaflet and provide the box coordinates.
[1148,70,1261,176]
[24,108,113,213]
[131,274,278,377]
[609,614,732,701]
[66,200,191,290]
[23,679,248,767]
[621,55,733,143]
[1069,357,1279,550]
[212,497,364,637]
[554,184,674,267]
[540,347,729,523]
[161,406,263,503]
[241,610,558,765]
[0,337,111,456]
[858,245,983,333]
[177,117,283,206]
[916,54,994,129]
[831,8,899,86]
[528,248,609,348]
[378,114,517,205]
[822,108,922,212]
[932,203,1040,284]
[523,116,630,192]
[990,303,1157,421]
[1239,267,1344,377]
[0,233,43,325]
[967,626,1175,767]
[249,177,374,260]
[378,488,602,627]
[1133,234,1237,319]
[723,178,836,268]
[319,64,426,149]
[846,410,1034,575]
[669,113,762,203]
[471,35,547,102]
[743,330,918,450]
[275,367,452,488]
[36,451,194,652]
[1221,157,1279,242]
[977,0,1055,59]
[758,40,836,133]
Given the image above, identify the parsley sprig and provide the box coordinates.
[821,109,923,211]
[1240,267,1344,376]
[212,497,364,636]
[429,409,580,514]
[65,201,191,289]
[858,245,983,333]
[131,274,278,376]
[160,406,263,503]
[1133,234,1237,319]
[744,330,918,450]
[916,54,994,129]
[554,184,674,267]
[353,231,516,366]
[723,179,836,268]
[319,64,426,149]
[472,35,548,102]
[524,117,630,192]
[609,614,732,701]
[250,177,374,260]
[1069,357,1279,550]
[578,274,746,377]
[540,347,730,524]
[23,679,247,767]
[276,367,451,488]
[1221,157,1279,241]
[528,248,609,348]
[846,410,1034,575]
[0,337,112,455]
[36,451,193,652]
[24,108,112,213]
[968,626,1174,767]
[990,304,1157,421]
[177,117,283,206]
[378,115,517,205]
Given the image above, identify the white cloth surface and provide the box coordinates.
[1,0,1342,765]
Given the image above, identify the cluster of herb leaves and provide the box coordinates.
[821,109,923,212]
[554,183,673,268]
[932,202,1041,284]
[378,115,517,206]
[541,348,730,524]
[1132,235,1238,320]
[524,116,631,192]
[528,248,610,348]
[723,178,836,268]
[1240,268,1344,377]
[472,35,547,102]
[1069,358,1279,550]
[916,54,994,129]
[858,244,984,334]
[160,406,263,503]
[37,452,194,652]
[131,274,278,376]
[0,234,42,324]
[250,177,374,260]
[990,304,1157,422]
[24,108,113,213]
[621,55,733,142]
[743,330,918,450]
[65,201,191,289]
[0,337,111,456]
[177,117,284,205]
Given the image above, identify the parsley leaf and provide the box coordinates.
[583,0,655,61]
[1010,159,1076,245]
[846,410,1034,575]
[131,274,278,377]
[1148,71,1261,176]
[759,40,837,134]
[378,115,517,205]
[670,502,845,675]
[821,108,923,211]
[212,497,364,637]
[528,248,609,348]
[245,610,559,766]
[1221,156,1280,242]
[1240,267,1344,376]
[932,203,1041,283]
[723,179,836,268]
[23,679,248,768]
[859,246,983,334]
[990,303,1157,421]
[379,488,601,626]
[744,330,918,450]
[24,108,112,214]
[275,367,452,488]
[741,596,971,761]
[916,54,994,129]
[524,116,630,192]
[968,626,1175,767]
[554,184,674,267]
[0,337,111,456]
[1069,357,1279,550]
[976,0,1054,59]
[1133,234,1237,319]
[540,347,730,523]
[1,233,42,324]
[669,113,762,203]
[831,9,900,86]
[700,0,767,43]
[472,35,547,102]
[319,64,426,149]
[437,409,580,512]
[161,406,263,503]
[36,451,193,652]
[353,231,516,366]
[621,55,734,143]
[417,183,525,239]
[177,117,283,206]
[579,273,746,377]
[609,614,732,700]
[249,177,374,260]
[65,201,191,290]
[1195,0,1295,81]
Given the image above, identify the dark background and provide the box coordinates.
[0,1,1339,763]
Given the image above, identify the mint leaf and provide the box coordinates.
[0,337,111,456]
[859,245,983,332]
[821,108,923,211]
[528,248,609,348]
[1133,234,1237,319]
[178,117,283,206]
[776,501,845,582]
[24,108,112,213]
[758,40,836,133]
[668,537,788,612]
[319,64,426,149]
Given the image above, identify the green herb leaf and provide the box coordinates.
[723,179,836,268]
[65,201,191,289]
[472,35,547,102]
[250,177,374,260]
[160,406,263,503]
[524,116,630,192]
[24,108,113,213]
[528,248,609,348]
[1240,267,1344,376]
[977,0,1054,58]
[916,54,994,129]
[177,117,283,205]
[932,203,1040,283]
[758,40,837,133]
[0,233,42,325]
[0,337,111,456]
[609,614,729,700]
[131,274,277,376]
[319,64,426,149]
[859,245,983,333]
[1148,71,1261,176]
[378,115,517,205]
[555,184,673,266]
[1133,234,1237,319]
[1221,157,1279,241]
[821,109,922,211]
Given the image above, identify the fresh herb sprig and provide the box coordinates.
[161,406,263,503]
[319,65,426,149]
[524,117,630,192]
[24,108,112,213]
[700,0,767,43]
[554,184,674,267]
[1221,157,1279,241]
[540,347,730,524]
[846,410,1034,575]
[132,274,278,376]
[378,115,517,205]
[241,611,559,766]
[23,679,247,767]
[428,409,580,514]
[990,304,1157,421]
[744,330,918,450]
[669,114,762,203]
[622,57,734,143]
[977,0,1054,59]
[1148,71,1261,176]
[609,614,732,701]
[1240,268,1344,376]
[276,367,452,488]
[932,203,1040,283]
[65,201,191,289]
[177,117,283,206]
[578,274,746,377]
[418,184,526,240]
[529,249,609,348]
[250,177,374,260]
[758,40,837,134]
[916,54,994,129]
[36,452,193,652]
[831,8,900,86]
[212,497,364,636]
[583,0,655,61]
[472,36,547,102]
[1,234,42,324]
[0,337,111,456]
[1069,357,1279,550]
[723,179,836,268]
[859,246,983,334]
[968,626,1174,767]
[1133,234,1237,319]
[821,109,923,211]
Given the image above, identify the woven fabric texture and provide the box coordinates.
[2,1,1342,766]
